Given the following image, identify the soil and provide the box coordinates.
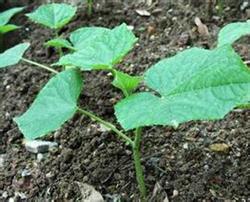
[0,1,250,201]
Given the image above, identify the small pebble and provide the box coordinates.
[183,143,189,149]
[2,191,8,198]
[127,25,134,31]
[135,9,151,17]
[241,1,249,10]
[46,172,53,178]
[37,153,43,162]
[24,140,58,153]
[9,198,14,202]
[0,154,7,168]
[173,190,179,197]
[21,169,31,177]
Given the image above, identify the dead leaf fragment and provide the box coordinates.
[136,9,151,17]
[194,17,210,36]
[147,25,156,36]
[75,182,104,202]
[209,143,230,153]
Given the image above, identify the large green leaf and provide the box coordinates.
[14,69,83,139]
[0,7,24,26]
[26,3,76,29]
[0,43,30,68]
[218,20,250,47]
[115,45,250,130]
[56,23,137,70]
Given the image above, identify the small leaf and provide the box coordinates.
[70,27,109,50]
[218,20,250,47]
[0,7,24,26]
[14,69,83,139]
[0,43,30,68]
[112,70,142,96]
[45,38,75,50]
[56,23,137,70]
[115,45,250,130]
[26,3,76,29]
[0,24,20,34]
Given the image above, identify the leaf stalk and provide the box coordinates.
[132,127,147,201]
[21,58,59,74]
[77,107,134,145]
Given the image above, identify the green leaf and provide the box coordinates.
[70,27,109,50]
[0,43,30,68]
[56,23,137,70]
[0,24,20,34]
[26,3,76,29]
[45,38,75,50]
[218,20,250,47]
[14,69,83,139]
[115,45,250,130]
[112,70,142,96]
[0,7,24,26]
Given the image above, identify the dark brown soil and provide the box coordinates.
[0,1,249,201]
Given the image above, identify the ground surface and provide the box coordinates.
[0,1,249,201]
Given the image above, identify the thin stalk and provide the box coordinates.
[21,58,59,74]
[217,0,224,16]
[87,0,93,16]
[132,128,147,201]
[77,107,133,145]
[55,30,63,57]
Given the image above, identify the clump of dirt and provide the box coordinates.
[0,1,249,201]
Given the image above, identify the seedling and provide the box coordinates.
[26,3,77,56]
[1,3,250,200]
[0,7,24,50]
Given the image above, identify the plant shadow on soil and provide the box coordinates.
[0,0,249,201]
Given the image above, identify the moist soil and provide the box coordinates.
[0,1,250,201]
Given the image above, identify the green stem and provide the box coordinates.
[77,107,133,145]
[21,58,59,74]
[217,0,224,16]
[55,29,63,57]
[87,0,93,16]
[132,128,147,201]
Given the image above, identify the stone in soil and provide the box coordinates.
[24,140,58,153]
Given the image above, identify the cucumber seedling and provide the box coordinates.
[26,3,77,57]
[1,3,250,200]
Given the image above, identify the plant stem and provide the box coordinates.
[217,0,224,16]
[55,30,63,57]
[132,127,147,201]
[21,58,59,74]
[77,107,133,145]
[87,0,93,16]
